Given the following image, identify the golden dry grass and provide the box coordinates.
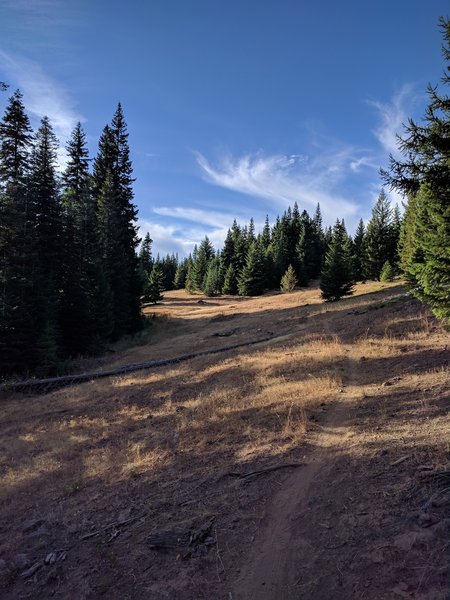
[0,280,442,504]
[0,280,448,599]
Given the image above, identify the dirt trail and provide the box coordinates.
[233,395,354,599]
[233,311,359,599]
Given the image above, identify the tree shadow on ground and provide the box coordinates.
[0,283,448,599]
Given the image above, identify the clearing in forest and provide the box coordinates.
[0,281,448,599]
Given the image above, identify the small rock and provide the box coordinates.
[45,552,57,565]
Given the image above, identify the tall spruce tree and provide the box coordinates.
[29,117,63,370]
[139,232,153,279]
[203,256,222,297]
[238,240,266,296]
[60,123,91,354]
[296,211,316,285]
[60,122,112,355]
[352,218,366,281]
[143,264,164,304]
[191,236,214,292]
[320,220,354,301]
[222,263,238,294]
[364,190,395,280]
[174,256,190,289]
[382,18,450,321]
[93,104,141,337]
[0,90,34,373]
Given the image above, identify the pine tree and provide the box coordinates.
[29,116,63,368]
[185,261,197,294]
[261,215,271,249]
[59,122,103,356]
[247,217,256,243]
[93,104,141,337]
[320,220,354,301]
[203,256,221,297]
[0,89,34,373]
[139,232,153,277]
[271,215,290,284]
[280,264,297,293]
[352,218,366,281]
[191,236,214,292]
[380,260,395,281]
[364,190,395,280]
[311,204,325,277]
[398,193,422,286]
[157,253,178,291]
[222,263,238,294]
[143,265,164,304]
[296,211,315,285]
[238,241,266,296]
[382,18,450,321]
[174,257,190,289]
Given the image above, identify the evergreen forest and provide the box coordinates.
[1,17,449,378]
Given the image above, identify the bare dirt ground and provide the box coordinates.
[0,281,449,599]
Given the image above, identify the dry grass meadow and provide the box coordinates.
[0,281,448,599]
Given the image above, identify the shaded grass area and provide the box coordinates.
[0,281,448,598]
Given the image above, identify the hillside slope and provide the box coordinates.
[0,282,448,599]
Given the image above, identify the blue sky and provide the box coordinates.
[0,1,448,256]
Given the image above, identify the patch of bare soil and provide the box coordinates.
[0,282,448,599]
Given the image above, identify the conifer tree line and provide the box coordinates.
[144,195,402,302]
[0,90,142,375]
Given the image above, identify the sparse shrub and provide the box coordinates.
[280,264,297,293]
[380,260,395,282]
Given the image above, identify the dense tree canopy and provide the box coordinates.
[0,93,143,376]
[383,17,450,323]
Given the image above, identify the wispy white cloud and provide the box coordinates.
[0,50,83,168]
[367,84,416,158]
[153,206,242,230]
[138,218,229,257]
[0,51,82,143]
[195,149,361,224]
[349,156,378,172]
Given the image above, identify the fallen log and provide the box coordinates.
[1,334,274,395]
